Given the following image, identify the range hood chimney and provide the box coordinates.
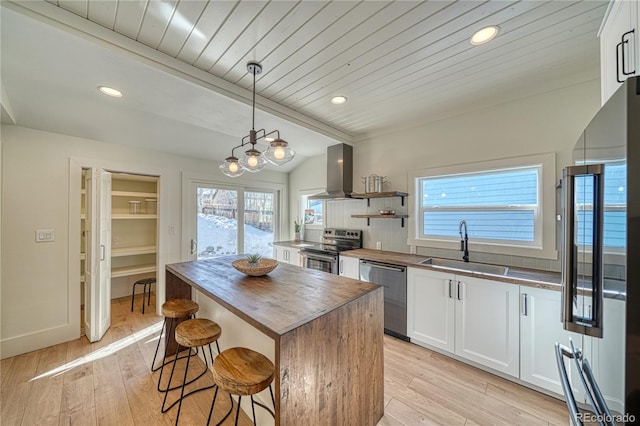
[309,144,353,200]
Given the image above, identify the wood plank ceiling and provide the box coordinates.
[43,0,609,137]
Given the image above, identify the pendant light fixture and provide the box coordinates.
[220,62,295,177]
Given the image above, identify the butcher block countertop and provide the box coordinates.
[341,249,562,291]
[166,255,381,338]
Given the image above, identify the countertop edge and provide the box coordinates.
[341,249,562,291]
[273,240,316,249]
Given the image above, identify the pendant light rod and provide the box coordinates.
[247,61,262,132]
[219,61,295,177]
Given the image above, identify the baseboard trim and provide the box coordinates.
[1,323,80,359]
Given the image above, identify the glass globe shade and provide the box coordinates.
[274,146,286,160]
[264,139,295,166]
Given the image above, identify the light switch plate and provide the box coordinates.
[410,245,416,254]
[35,228,55,242]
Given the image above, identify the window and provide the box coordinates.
[300,190,323,228]
[419,166,540,244]
[576,161,626,250]
[408,153,556,259]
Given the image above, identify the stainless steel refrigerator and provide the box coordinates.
[561,75,639,420]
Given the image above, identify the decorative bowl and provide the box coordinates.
[232,258,279,276]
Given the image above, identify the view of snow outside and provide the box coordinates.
[197,213,273,259]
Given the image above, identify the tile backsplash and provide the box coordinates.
[316,198,566,273]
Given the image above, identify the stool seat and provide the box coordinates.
[162,299,199,319]
[213,347,275,396]
[175,318,222,348]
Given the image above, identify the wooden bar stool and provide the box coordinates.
[162,318,222,425]
[130,277,156,313]
[207,347,276,426]
[152,299,200,392]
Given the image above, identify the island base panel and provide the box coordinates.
[278,287,384,425]
[164,270,193,354]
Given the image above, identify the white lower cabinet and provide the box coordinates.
[409,267,626,404]
[273,246,301,266]
[455,276,520,377]
[339,256,360,279]
[519,286,583,396]
[407,268,455,353]
[407,268,519,377]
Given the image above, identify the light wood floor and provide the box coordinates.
[1,295,570,426]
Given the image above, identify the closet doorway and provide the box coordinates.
[81,168,159,342]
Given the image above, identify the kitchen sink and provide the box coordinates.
[419,258,509,276]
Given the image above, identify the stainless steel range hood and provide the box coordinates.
[308,144,353,200]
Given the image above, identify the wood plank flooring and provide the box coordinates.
[1,295,570,425]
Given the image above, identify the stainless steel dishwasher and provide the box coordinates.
[359,259,408,341]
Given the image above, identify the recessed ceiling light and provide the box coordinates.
[98,86,123,97]
[470,25,500,46]
[331,96,347,105]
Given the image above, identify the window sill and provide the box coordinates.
[408,237,558,261]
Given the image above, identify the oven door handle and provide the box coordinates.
[302,252,337,263]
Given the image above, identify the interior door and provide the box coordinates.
[85,168,112,342]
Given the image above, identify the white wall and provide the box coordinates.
[288,154,326,242]
[297,80,602,269]
[0,125,288,358]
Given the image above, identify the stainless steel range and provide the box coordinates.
[300,228,362,274]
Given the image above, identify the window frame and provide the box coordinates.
[299,189,324,230]
[408,153,557,260]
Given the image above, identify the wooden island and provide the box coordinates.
[165,255,384,425]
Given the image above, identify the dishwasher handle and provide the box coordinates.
[359,260,406,273]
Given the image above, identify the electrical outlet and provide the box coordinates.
[410,245,416,254]
[376,241,382,250]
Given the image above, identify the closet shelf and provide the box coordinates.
[112,191,157,198]
[112,214,157,220]
[112,245,156,257]
[112,264,156,278]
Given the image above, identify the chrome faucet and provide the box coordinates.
[459,220,469,262]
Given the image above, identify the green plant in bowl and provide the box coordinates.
[246,253,262,265]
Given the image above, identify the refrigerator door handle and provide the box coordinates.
[562,164,604,338]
